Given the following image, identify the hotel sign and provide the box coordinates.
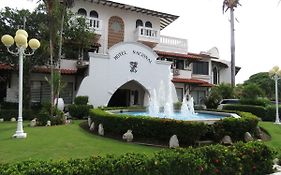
[113,50,152,64]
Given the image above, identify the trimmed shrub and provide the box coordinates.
[265,105,281,121]
[240,98,271,107]
[0,142,274,175]
[0,109,34,121]
[90,109,209,145]
[222,104,266,119]
[212,112,259,141]
[69,104,93,119]
[74,96,89,105]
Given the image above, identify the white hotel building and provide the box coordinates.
[0,0,239,107]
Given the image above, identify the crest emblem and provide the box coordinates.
[129,61,138,73]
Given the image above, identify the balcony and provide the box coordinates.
[135,26,160,48]
[86,17,102,35]
[155,35,188,54]
[172,69,192,79]
[71,16,102,36]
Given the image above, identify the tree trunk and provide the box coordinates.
[230,8,235,86]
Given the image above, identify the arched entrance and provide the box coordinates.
[108,80,148,107]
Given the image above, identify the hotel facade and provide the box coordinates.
[0,0,239,107]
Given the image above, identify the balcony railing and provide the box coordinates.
[87,17,102,35]
[135,26,160,44]
[71,16,102,35]
[155,35,188,54]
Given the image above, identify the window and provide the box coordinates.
[31,81,73,104]
[77,8,87,16]
[90,10,98,18]
[145,21,152,28]
[213,67,219,84]
[136,19,143,28]
[192,62,209,75]
[174,59,184,70]
[176,88,183,102]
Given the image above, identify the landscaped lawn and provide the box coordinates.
[259,121,281,153]
[0,120,160,163]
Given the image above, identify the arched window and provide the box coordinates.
[145,21,152,28]
[90,10,98,18]
[136,19,143,28]
[213,67,218,84]
[77,8,87,16]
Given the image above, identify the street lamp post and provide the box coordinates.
[1,29,40,138]
[269,66,281,125]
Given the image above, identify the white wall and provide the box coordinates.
[72,0,160,53]
[77,42,176,107]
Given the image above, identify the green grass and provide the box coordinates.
[259,121,281,153]
[0,121,160,163]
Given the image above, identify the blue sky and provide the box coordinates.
[1,0,281,84]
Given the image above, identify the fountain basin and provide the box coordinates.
[111,110,240,124]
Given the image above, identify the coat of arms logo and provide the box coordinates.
[129,61,138,73]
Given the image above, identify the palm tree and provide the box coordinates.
[56,0,74,108]
[43,0,62,116]
[223,0,241,87]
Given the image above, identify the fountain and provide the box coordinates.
[148,89,159,117]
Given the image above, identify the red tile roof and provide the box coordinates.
[33,67,77,74]
[172,78,214,87]
[0,64,13,70]
[0,64,77,74]
[156,51,210,60]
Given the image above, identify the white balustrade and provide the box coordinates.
[155,35,188,54]
[87,17,102,34]
[135,26,160,43]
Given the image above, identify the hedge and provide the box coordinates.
[0,109,34,121]
[0,141,274,175]
[222,104,281,122]
[211,112,259,141]
[90,109,259,145]
[222,104,266,120]
[90,109,208,145]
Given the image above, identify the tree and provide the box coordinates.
[223,0,241,86]
[244,72,280,100]
[204,83,235,109]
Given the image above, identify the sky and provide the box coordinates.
[1,0,281,84]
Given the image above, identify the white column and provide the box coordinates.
[275,75,280,124]
[13,47,27,138]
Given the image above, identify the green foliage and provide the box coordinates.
[212,112,259,141]
[74,96,89,105]
[240,97,271,107]
[241,83,265,100]
[264,105,281,121]
[244,72,280,100]
[222,104,266,120]
[90,109,209,145]
[36,102,65,125]
[0,142,274,175]
[0,109,34,121]
[204,83,235,109]
[69,96,93,119]
[68,104,93,119]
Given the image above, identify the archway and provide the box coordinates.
[108,80,148,107]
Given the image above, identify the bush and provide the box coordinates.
[222,104,266,120]
[0,109,34,121]
[240,97,271,107]
[69,104,93,119]
[0,142,274,175]
[90,109,209,145]
[212,112,259,141]
[0,101,18,109]
[74,96,89,105]
[265,105,281,121]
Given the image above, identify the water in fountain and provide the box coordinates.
[180,95,190,116]
[163,78,174,118]
[181,94,197,117]
[187,95,196,115]
[148,89,159,117]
